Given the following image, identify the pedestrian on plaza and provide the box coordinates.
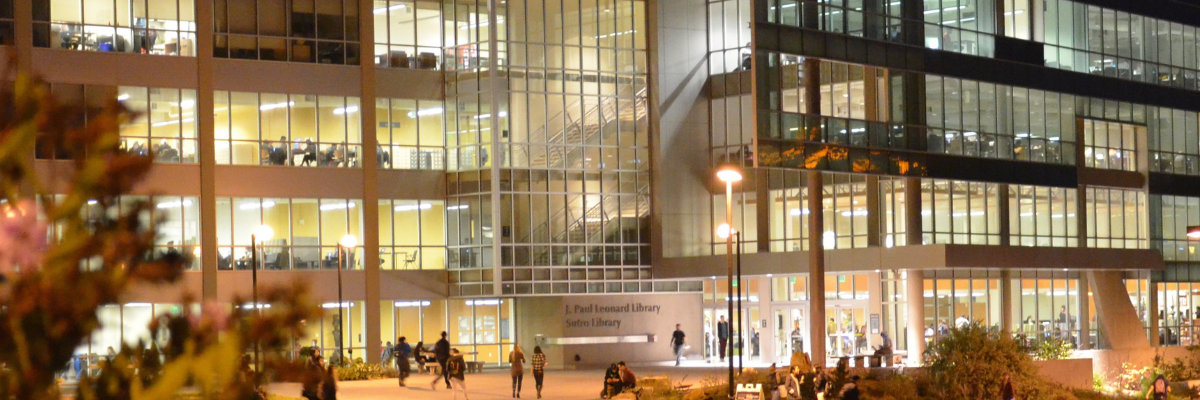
[717,316,730,362]
[618,361,637,392]
[430,332,452,389]
[321,364,338,400]
[839,375,860,400]
[670,324,687,366]
[395,336,412,387]
[301,352,322,400]
[414,341,428,373]
[510,344,527,398]
[531,346,548,399]
[1001,374,1016,400]
[813,366,829,395]
[448,349,469,400]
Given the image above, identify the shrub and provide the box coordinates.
[336,361,399,381]
[1033,336,1075,361]
[924,322,1073,400]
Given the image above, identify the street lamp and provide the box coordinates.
[337,233,357,365]
[716,164,742,399]
[251,224,273,380]
[717,224,743,373]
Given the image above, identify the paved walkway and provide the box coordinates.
[266,360,759,400]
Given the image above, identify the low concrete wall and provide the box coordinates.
[1035,358,1093,390]
[1078,347,1195,381]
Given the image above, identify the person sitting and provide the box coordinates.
[300,139,317,166]
[617,361,637,393]
[601,363,622,399]
[377,144,392,168]
[873,331,894,357]
[323,144,341,167]
[269,136,288,165]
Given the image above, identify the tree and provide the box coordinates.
[0,65,318,400]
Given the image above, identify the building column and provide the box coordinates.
[997,184,1012,335]
[1149,280,1160,347]
[905,269,925,365]
[904,177,923,365]
[1079,275,1091,350]
[359,0,382,364]
[757,169,771,252]
[196,0,218,302]
[806,170,826,366]
[13,0,31,72]
[866,176,881,248]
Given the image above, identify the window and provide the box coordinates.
[1010,185,1078,247]
[924,271,1003,338]
[1082,119,1140,172]
[771,276,809,301]
[214,198,364,271]
[375,98,445,170]
[45,195,201,271]
[922,179,1002,245]
[214,91,362,167]
[1085,187,1147,249]
[1015,272,1079,345]
[213,0,361,64]
[37,84,197,163]
[378,199,445,270]
[372,0,444,69]
[0,0,13,45]
[33,0,197,56]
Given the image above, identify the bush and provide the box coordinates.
[336,361,399,381]
[924,322,1073,400]
[1032,336,1075,361]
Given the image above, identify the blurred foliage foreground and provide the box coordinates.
[0,71,320,400]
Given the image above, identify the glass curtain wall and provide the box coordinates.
[923,270,1003,339]
[920,179,1001,245]
[213,91,363,167]
[1015,271,1081,347]
[214,197,364,271]
[212,0,361,64]
[1085,187,1147,249]
[378,199,446,270]
[1009,185,1077,247]
[372,0,445,69]
[375,98,446,170]
[0,0,12,46]
[44,195,202,270]
[38,84,198,163]
[33,0,197,55]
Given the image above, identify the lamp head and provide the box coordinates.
[717,223,735,240]
[254,225,274,241]
[1189,226,1200,239]
[340,234,359,248]
[716,165,743,183]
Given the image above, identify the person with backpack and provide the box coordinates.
[447,349,469,400]
[430,332,452,390]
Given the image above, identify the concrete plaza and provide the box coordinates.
[265,360,760,400]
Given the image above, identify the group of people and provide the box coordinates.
[261,137,354,167]
[772,364,859,400]
[388,332,548,400]
[601,362,638,399]
[126,139,180,162]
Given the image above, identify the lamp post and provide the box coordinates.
[716,164,742,399]
[337,233,358,366]
[717,226,743,373]
[251,225,273,381]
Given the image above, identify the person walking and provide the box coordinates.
[430,332,452,389]
[1001,374,1016,400]
[531,346,548,399]
[670,324,687,366]
[448,349,469,400]
[395,336,412,387]
[301,353,322,400]
[510,344,526,398]
[716,316,729,362]
[382,341,393,367]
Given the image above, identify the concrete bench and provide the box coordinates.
[466,361,485,373]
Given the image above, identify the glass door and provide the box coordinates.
[826,305,867,357]
[774,307,807,363]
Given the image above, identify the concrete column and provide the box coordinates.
[757,169,771,252]
[1079,276,1091,350]
[196,0,218,302]
[1000,269,1013,335]
[904,178,921,246]
[863,68,880,122]
[13,0,31,72]
[866,176,881,247]
[359,0,382,365]
[802,58,821,140]
[806,170,826,366]
[905,269,925,365]
[1149,280,1160,347]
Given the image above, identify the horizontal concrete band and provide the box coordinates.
[656,244,1165,279]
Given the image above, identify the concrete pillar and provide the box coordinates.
[196,0,218,302]
[806,170,826,366]
[1088,271,1153,350]
[1000,269,1013,335]
[359,0,382,365]
[1079,276,1091,350]
[13,0,31,72]
[905,269,925,365]
[866,176,882,247]
[1149,280,1160,347]
[757,169,771,252]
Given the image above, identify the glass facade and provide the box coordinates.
[371,0,443,69]
[213,91,363,167]
[212,0,360,64]
[374,98,446,170]
[214,197,364,271]
[378,199,446,270]
[37,84,198,163]
[33,0,197,55]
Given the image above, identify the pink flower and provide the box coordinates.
[0,200,47,275]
